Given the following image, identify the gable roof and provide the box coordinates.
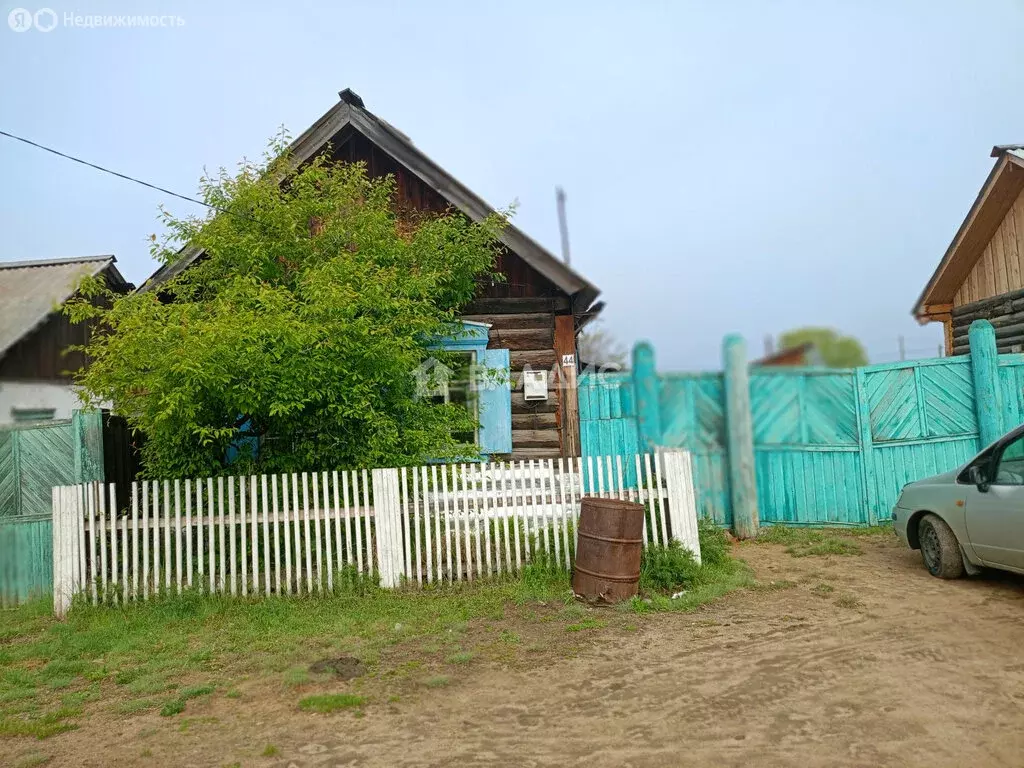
[0,255,129,358]
[913,145,1024,319]
[144,88,600,311]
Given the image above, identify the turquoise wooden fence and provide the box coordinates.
[579,320,1024,529]
[0,411,104,607]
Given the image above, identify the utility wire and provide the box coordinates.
[0,128,228,214]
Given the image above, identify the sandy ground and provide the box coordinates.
[16,532,1024,768]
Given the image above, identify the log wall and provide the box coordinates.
[464,298,569,460]
[951,286,1024,355]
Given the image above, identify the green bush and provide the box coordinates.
[639,541,699,593]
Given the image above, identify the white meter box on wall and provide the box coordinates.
[522,370,548,401]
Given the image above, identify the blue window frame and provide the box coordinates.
[434,321,511,459]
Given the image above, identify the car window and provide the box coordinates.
[994,436,1024,485]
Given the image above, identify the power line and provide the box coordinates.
[0,128,226,214]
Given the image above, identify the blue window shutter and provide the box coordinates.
[478,348,512,456]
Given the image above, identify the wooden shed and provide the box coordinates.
[914,145,1024,354]
[145,88,603,461]
[0,255,131,424]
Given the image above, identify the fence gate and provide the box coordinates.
[0,421,75,607]
[1,412,106,607]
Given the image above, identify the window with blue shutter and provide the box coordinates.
[434,320,512,460]
[477,348,512,456]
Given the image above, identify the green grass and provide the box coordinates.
[629,519,753,613]
[565,618,603,632]
[14,753,51,768]
[835,594,864,609]
[423,675,450,689]
[261,744,279,757]
[1,570,571,733]
[158,684,214,718]
[298,694,366,713]
[810,583,835,596]
[753,525,865,557]
[0,524,754,731]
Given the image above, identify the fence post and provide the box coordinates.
[663,451,701,564]
[52,486,77,619]
[632,342,662,451]
[723,335,759,539]
[72,410,104,484]
[371,468,404,588]
[853,367,879,526]
[969,319,1003,447]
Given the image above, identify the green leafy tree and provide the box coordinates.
[778,327,868,368]
[67,135,505,478]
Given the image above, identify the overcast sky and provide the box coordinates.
[2,0,1023,369]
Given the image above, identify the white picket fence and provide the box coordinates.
[51,451,700,617]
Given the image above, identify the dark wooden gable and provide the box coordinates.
[327,128,563,300]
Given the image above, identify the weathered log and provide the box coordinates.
[486,327,554,351]
[512,429,561,448]
[511,447,562,460]
[511,350,557,371]
[465,297,570,314]
[954,320,1024,344]
[512,392,559,413]
[951,286,1024,317]
[512,412,558,430]
[461,312,553,330]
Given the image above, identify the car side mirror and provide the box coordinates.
[968,464,990,492]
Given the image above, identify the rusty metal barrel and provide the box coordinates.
[572,497,645,603]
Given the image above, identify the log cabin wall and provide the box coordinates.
[333,132,569,459]
[950,287,1024,355]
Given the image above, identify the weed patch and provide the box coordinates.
[298,694,366,713]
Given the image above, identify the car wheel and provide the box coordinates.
[917,514,965,579]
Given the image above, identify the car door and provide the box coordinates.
[965,433,1024,569]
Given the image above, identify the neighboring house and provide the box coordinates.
[144,88,603,460]
[0,255,131,424]
[752,342,821,367]
[914,145,1024,355]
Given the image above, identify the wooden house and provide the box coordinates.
[144,88,603,460]
[0,255,130,424]
[752,342,820,367]
[914,145,1024,355]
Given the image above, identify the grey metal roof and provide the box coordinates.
[144,88,601,312]
[0,255,123,357]
[991,144,1024,157]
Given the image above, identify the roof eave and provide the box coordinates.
[912,152,1024,319]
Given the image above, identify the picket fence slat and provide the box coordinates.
[49,451,700,616]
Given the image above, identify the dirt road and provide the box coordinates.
[30,532,1024,767]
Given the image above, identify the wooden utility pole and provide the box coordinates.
[556,187,570,266]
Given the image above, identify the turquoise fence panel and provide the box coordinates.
[578,336,1024,530]
[578,373,640,461]
[754,448,865,525]
[1,414,97,606]
[659,374,731,525]
[749,369,865,525]
[871,436,979,516]
[997,355,1024,433]
[0,516,53,608]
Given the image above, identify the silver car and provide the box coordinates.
[893,424,1024,578]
